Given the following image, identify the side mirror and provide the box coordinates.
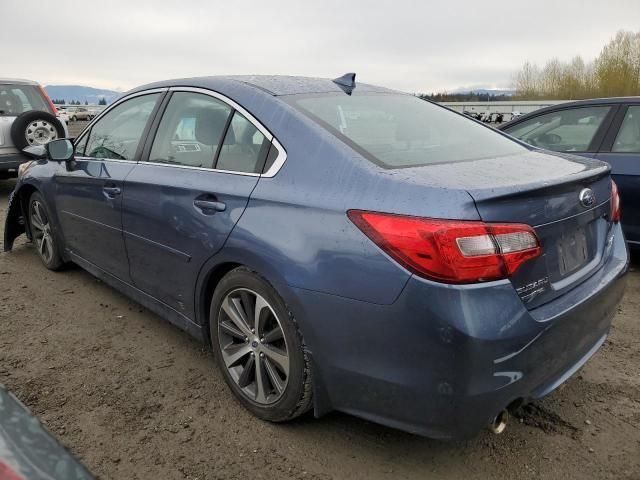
[46,139,75,162]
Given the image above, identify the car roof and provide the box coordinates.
[547,97,640,107]
[498,96,640,130]
[130,75,397,97]
[0,78,39,86]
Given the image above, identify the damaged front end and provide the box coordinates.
[3,184,30,252]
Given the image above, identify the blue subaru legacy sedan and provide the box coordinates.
[3,75,629,439]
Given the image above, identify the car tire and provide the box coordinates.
[71,116,77,122]
[210,267,313,422]
[28,192,65,271]
[10,111,65,151]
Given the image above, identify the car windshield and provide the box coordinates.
[289,93,526,168]
[0,84,49,116]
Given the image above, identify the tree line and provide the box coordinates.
[51,98,108,105]
[514,30,640,99]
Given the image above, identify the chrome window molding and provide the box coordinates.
[72,156,138,165]
[167,86,287,177]
[73,85,288,178]
[263,138,287,178]
[141,160,261,177]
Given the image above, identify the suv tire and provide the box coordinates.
[10,111,65,150]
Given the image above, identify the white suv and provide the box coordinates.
[0,78,68,179]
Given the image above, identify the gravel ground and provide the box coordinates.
[0,177,639,480]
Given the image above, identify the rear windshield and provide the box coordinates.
[0,84,49,116]
[289,93,526,168]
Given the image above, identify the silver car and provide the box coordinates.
[65,106,93,121]
[0,78,67,179]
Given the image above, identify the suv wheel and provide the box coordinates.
[10,111,65,150]
[210,267,313,422]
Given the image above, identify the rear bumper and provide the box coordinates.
[287,223,629,439]
[0,152,27,174]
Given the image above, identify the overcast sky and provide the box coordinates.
[2,0,638,93]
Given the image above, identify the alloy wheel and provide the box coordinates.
[217,288,290,405]
[30,200,54,264]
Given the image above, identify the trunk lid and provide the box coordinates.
[396,150,613,308]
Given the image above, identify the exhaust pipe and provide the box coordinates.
[489,410,508,434]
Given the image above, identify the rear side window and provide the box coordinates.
[0,84,49,116]
[149,92,232,168]
[289,93,525,168]
[216,111,270,173]
[84,93,160,160]
[612,106,640,153]
[505,106,610,153]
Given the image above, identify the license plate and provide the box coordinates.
[558,228,588,276]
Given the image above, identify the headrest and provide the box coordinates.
[194,108,235,146]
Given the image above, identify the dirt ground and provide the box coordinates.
[0,177,638,480]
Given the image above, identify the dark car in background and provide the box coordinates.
[4,75,628,439]
[499,97,640,247]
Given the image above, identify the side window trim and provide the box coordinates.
[165,86,287,177]
[212,107,236,169]
[139,91,174,163]
[599,104,638,153]
[587,104,619,152]
[115,85,288,176]
[73,88,169,162]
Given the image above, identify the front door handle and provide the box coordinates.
[103,186,121,197]
[194,199,226,213]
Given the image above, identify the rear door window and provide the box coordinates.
[83,93,161,160]
[216,111,270,173]
[0,84,49,116]
[505,106,611,152]
[149,92,232,168]
[612,106,640,153]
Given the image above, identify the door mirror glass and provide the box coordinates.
[47,138,75,161]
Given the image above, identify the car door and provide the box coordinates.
[122,88,272,318]
[502,104,618,158]
[595,103,640,245]
[56,91,164,281]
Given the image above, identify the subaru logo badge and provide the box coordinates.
[579,188,595,208]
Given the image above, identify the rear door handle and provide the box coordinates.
[103,186,121,197]
[194,199,226,213]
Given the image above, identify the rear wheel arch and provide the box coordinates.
[197,256,294,333]
[197,261,242,345]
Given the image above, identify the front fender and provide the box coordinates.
[3,186,27,252]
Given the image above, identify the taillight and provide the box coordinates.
[611,180,621,223]
[0,461,26,480]
[347,210,541,284]
[38,85,57,115]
